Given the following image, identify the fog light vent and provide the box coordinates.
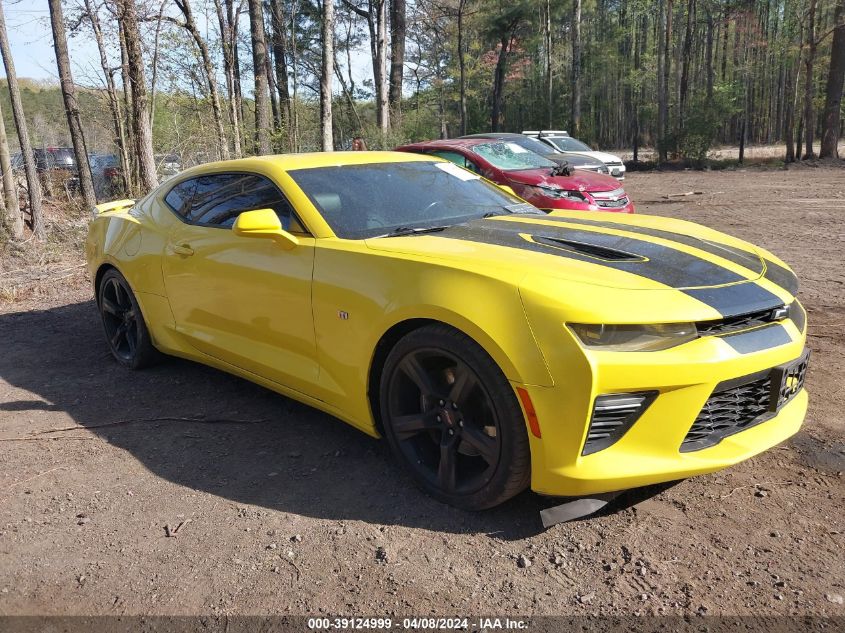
[583,392,657,455]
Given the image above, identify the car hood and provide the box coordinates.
[365,213,795,318]
[504,168,621,192]
[568,150,622,163]
[555,153,605,168]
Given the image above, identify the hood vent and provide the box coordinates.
[532,235,645,262]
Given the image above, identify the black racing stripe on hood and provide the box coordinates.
[531,215,765,275]
[763,259,799,295]
[458,219,745,288]
[434,219,785,317]
[684,284,784,318]
[719,324,792,354]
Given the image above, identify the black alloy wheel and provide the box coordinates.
[380,324,530,510]
[98,269,159,369]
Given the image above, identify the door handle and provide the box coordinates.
[172,243,194,256]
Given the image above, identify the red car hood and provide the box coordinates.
[504,168,621,193]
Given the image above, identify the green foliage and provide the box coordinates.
[678,83,744,165]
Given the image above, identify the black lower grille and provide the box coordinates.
[594,197,629,209]
[681,351,809,452]
[583,391,656,455]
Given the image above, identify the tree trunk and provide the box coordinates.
[802,0,817,159]
[248,0,272,154]
[85,0,131,194]
[116,0,158,193]
[679,0,695,128]
[0,0,44,239]
[544,0,553,128]
[174,0,230,160]
[388,0,405,125]
[0,94,23,239]
[269,0,291,135]
[659,0,673,162]
[820,0,845,158]
[118,19,137,188]
[571,0,582,135]
[491,32,511,131]
[214,0,243,157]
[375,0,389,132]
[657,0,665,159]
[321,0,334,151]
[457,0,468,136]
[48,0,97,209]
[705,8,714,100]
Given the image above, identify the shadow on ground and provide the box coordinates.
[0,301,666,539]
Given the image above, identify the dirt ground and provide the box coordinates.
[0,164,844,620]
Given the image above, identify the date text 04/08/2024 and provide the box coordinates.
[306,617,529,630]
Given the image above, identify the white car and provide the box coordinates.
[523,130,626,180]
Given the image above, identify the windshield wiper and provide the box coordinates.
[376,225,451,238]
[483,203,539,218]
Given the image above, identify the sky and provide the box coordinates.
[1,1,372,92]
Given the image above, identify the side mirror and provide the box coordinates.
[498,185,516,196]
[233,208,299,250]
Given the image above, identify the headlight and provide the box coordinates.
[523,185,587,202]
[568,322,698,351]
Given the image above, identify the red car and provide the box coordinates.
[396,138,635,214]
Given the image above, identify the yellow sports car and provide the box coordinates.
[85,152,808,511]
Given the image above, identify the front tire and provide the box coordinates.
[98,269,159,370]
[379,324,531,510]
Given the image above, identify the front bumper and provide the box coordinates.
[518,316,808,497]
[606,163,626,180]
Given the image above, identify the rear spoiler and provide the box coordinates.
[92,199,137,217]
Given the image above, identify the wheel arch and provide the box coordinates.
[366,315,526,436]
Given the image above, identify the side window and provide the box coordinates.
[164,178,198,218]
[430,150,480,174]
[183,173,307,233]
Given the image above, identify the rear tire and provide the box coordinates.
[98,269,160,370]
[379,324,531,510]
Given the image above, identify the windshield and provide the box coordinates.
[472,141,555,171]
[505,136,558,155]
[288,161,537,239]
[545,137,593,152]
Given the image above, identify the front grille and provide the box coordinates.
[681,351,809,452]
[605,161,623,167]
[681,377,772,451]
[697,305,787,337]
[583,392,656,455]
[595,197,629,209]
[592,188,625,200]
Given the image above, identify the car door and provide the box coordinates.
[161,172,319,393]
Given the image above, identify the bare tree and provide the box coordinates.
[213,0,243,156]
[115,0,158,192]
[321,0,335,150]
[456,0,468,135]
[269,0,292,138]
[388,0,405,124]
[83,0,131,193]
[344,0,390,132]
[571,0,582,136]
[0,0,45,240]
[168,0,230,160]
[802,0,817,159]
[0,95,23,239]
[820,0,845,158]
[248,0,272,154]
[48,0,97,209]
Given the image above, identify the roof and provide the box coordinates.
[176,151,436,178]
[458,133,526,140]
[398,138,499,151]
